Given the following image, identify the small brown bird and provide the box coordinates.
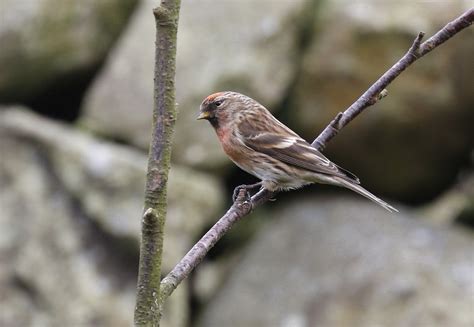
[198,91,397,212]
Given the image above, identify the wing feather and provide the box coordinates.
[238,115,360,183]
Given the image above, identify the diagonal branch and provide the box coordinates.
[159,192,252,300]
[158,8,474,303]
[312,7,473,149]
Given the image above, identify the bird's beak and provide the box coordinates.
[197,111,211,120]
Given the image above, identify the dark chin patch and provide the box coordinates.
[208,116,219,128]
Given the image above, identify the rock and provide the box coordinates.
[0,107,224,326]
[198,197,474,327]
[0,0,138,102]
[419,172,474,226]
[289,1,474,201]
[80,0,305,169]
[0,117,135,326]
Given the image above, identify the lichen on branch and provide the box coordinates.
[134,0,181,326]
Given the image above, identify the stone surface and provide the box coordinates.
[419,172,474,226]
[0,107,224,326]
[0,117,135,326]
[289,1,474,201]
[80,0,305,169]
[198,197,474,327]
[0,0,137,102]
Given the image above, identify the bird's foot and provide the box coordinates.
[232,182,262,203]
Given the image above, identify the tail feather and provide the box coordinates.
[334,177,398,213]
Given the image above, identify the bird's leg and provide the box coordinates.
[232,182,263,203]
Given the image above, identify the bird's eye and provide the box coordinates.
[214,100,223,107]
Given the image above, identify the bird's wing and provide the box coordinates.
[238,116,360,183]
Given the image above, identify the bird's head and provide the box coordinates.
[197,91,254,128]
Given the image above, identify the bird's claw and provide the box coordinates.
[232,185,251,203]
[232,182,262,203]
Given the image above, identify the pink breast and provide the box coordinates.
[217,127,246,163]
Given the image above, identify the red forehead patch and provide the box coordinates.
[205,92,224,102]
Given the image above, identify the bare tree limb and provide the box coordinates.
[312,7,473,149]
[134,0,181,326]
[158,8,473,305]
[159,190,252,300]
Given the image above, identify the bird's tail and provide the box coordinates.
[333,176,398,213]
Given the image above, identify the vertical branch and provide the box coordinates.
[134,0,181,326]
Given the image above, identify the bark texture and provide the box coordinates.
[134,1,181,326]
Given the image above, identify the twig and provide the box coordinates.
[134,0,181,326]
[312,7,473,149]
[158,8,474,304]
[160,189,252,300]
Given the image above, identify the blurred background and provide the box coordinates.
[1,0,473,326]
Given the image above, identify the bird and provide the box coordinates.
[197,91,397,212]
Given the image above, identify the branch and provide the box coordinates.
[312,7,474,149]
[158,8,474,303]
[134,0,181,326]
[159,189,253,300]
